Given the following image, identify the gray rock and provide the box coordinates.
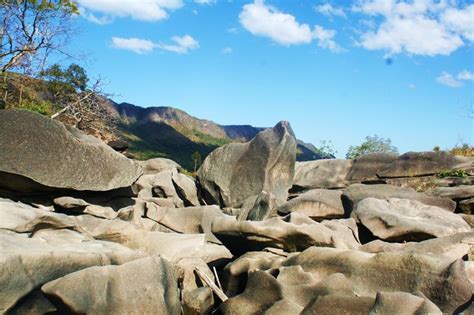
[138,157,181,174]
[347,153,399,182]
[342,184,456,213]
[277,189,345,220]
[212,213,360,256]
[6,290,57,315]
[238,192,285,221]
[42,256,181,315]
[352,198,470,242]
[0,198,75,233]
[283,247,472,313]
[369,291,442,315]
[377,151,473,178]
[0,110,142,192]
[459,198,474,214]
[183,287,214,315]
[198,121,296,208]
[301,294,375,315]
[293,159,353,190]
[0,229,144,313]
[171,171,200,206]
[428,185,474,201]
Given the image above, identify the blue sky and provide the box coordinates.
[70,0,473,157]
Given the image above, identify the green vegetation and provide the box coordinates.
[437,169,469,178]
[450,143,473,158]
[346,135,398,159]
[314,140,337,159]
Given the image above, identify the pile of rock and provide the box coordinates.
[0,109,472,314]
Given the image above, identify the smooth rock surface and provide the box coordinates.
[277,189,344,220]
[0,110,142,191]
[42,256,180,314]
[198,121,296,208]
[352,198,470,241]
[293,159,353,190]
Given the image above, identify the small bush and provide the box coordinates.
[437,169,469,178]
[19,99,52,116]
[450,143,474,158]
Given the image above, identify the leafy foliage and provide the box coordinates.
[346,135,398,159]
[437,169,469,178]
[314,140,337,159]
[450,143,473,158]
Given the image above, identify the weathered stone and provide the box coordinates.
[138,157,181,174]
[293,159,353,190]
[277,189,344,220]
[42,256,181,315]
[347,153,399,182]
[238,192,285,221]
[171,171,200,206]
[146,203,225,243]
[0,198,75,233]
[301,294,375,315]
[428,185,474,201]
[352,198,470,241]
[282,247,472,313]
[212,214,360,256]
[198,121,296,208]
[460,213,474,227]
[342,184,456,213]
[7,290,57,315]
[377,151,473,178]
[0,109,142,192]
[183,287,214,315]
[459,198,474,214]
[0,229,144,313]
[369,291,442,315]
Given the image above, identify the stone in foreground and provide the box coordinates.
[42,256,180,314]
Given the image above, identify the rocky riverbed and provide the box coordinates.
[0,109,473,314]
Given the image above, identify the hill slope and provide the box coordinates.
[112,102,324,169]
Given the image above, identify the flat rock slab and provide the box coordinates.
[277,189,344,220]
[42,256,181,315]
[428,185,474,201]
[342,183,456,213]
[293,159,353,190]
[198,121,296,208]
[377,151,473,178]
[0,110,142,192]
[352,198,470,242]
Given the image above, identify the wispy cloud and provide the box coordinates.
[157,35,200,54]
[195,0,216,5]
[78,0,183,22]
[111,37,156,54]
[111,35,199,55]
[354,1,473,56]
[314,3,346,18]
[436,70,474,88]
[239,0,342,52]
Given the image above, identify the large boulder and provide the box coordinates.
[137,157,181,175]
[0,229,144,313]
[352,198,471,242]
[293,159,353,190]
[346,153,399,182]
[377,151,473,178]
[197,121,296,208]
[277,189,345,220]
[0,110,142,192]
[42,256,181,314]
[342,184,456,213]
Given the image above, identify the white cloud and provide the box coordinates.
[314,3,346,18]
[239,0,343,52]
[79,8,113,25]
[436,69,473,88]
[313,25,343,52]
[458,70,474,81]
[441,5,474,42]
[221,47,233,54]
[239,0,313,46]
[111,35,199,54]
[111,37,156,54]
[354,0,471,56]
[157,35,200,54]
[195,0,216,4]
[78,0,183,22]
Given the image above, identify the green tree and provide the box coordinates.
[346,135,398,159]
[191,151,202,172]
[314,140,337,159]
